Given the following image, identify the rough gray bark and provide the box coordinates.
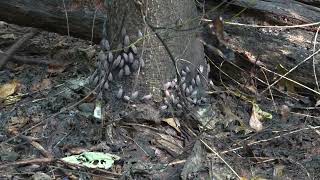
[104,0,205,103]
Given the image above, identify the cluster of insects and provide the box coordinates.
[159,65,210,111]
[89,27,211,112]
[89,28,152,102]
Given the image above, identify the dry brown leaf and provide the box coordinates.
[0,80,21,98]
[163,118,181,133]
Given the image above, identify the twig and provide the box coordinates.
[0,52,63,66]
[0,28,39,69]
[19,135,53,158]
[200,139,241,179]
[0,158,53,169]
[312,26,320,92]
[62,0,70,37]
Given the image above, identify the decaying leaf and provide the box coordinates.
[163,118,181,133]
[0,80,21,99]
[250,103,272,132]
[61,152,120,169]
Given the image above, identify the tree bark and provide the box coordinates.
[103,0,206,104]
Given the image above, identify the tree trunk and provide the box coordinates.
[103,0,205,102]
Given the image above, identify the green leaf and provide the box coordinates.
[61,152,120,169]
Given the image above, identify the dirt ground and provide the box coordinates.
[1,4,320,180]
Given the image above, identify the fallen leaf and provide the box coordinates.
[163,118,181,133]
[250,103,272,132]
[61,152,120,169]
[0,80,21,98]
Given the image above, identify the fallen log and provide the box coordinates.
[0,0,105,43]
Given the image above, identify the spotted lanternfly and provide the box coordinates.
[181,70,187,76]
[92,76,99,86]
[164,89,170,97]
[128,52,134,63]
[185,66,191,73]
[131,60,140,71]
[89,73,96,83]
[123,95,130,102]
[172,95,179,104]
[112,55,121,69]
[116,88,124,99]
[191,78,196,86]
[124,65,131,75]
[118,68,124,78]
[188,85,193,93]
[182,83,187,91]
[139,58,145,68]
[108,73,113,81]
[185,87,190,96]
[192,97,197,104]
[138,30,143,38]
[123,53,128,62]
[124,35,130,47]
[119,58,125,68]
[195,74,201,86]
[186,97,193,103]
[98,50,105,61]
[108,52,113,63]
[160,105,168,110]
[198,65,204,74]
[163,82,171,90]
[181,76,186,83]
[141,94,152,101]
[104,81,109,89]
[100,38,110,51]
[121,28,126,37]
[131,91,139,99]
[191,90,198,97]
[163,97,170,105]
[103,60,109,70]
[117,43,123,51]
[131,44,138,54]
[101,69,106,77]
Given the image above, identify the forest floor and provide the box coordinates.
[0,4,320,180]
